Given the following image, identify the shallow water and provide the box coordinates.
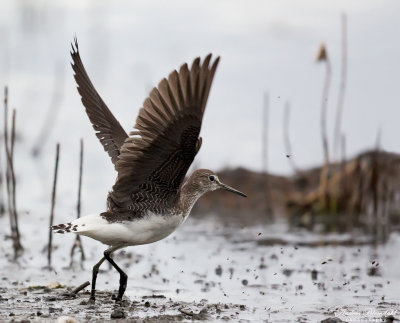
[1,213,399,322]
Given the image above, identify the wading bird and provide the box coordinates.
[52,39,246,303]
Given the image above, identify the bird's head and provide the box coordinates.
[188,169,247,197]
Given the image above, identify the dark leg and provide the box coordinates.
[104,249,128,302]
[89,256,106,302]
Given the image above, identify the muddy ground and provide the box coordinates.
[1,215,399,322]
[0,286,248,322]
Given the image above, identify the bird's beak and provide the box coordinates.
[218,182,247,197]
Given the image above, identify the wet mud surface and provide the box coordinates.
[1,216,399,322]
[0,286,249,322]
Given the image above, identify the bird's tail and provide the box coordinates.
[51,222,78,234]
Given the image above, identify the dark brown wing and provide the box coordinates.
[108,54,220,211]
[71,38,128,165]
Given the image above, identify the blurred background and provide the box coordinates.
[0,0,399,221]
[1,1,400,321]
[0,0,399,171]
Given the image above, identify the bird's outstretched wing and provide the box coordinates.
[108,55,220,211]
[71,39,128,165]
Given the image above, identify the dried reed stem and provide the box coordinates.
[77,139,83,219]
[4,88,12,225]
[320,56,331,166]
[370,131,381,241]
[4,87,13,232]
[0,106,4,217]
[333,13,348,162]
[70,139,85,267]
[48,143,60,268]
[318,52,332,209]
[10,110,21,253]
[3,87,22,258]
[370,151,379,241]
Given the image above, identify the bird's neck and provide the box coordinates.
[178,178,205,217]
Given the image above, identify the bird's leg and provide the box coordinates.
[89,256,106,303]
[104,250,128,302]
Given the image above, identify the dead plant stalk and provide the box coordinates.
[48,143,60,268]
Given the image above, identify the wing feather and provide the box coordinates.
[70,38,128,165]
[109,55,220,211]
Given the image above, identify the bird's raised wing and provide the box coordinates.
[71,39,128,165]
[108,55,220,211]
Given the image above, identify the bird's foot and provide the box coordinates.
[88,297,96,304]
[111,294,123,304]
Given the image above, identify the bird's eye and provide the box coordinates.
[209,175,215,182]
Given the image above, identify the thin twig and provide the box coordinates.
[4,87,14,236]
[70,139,85,267]
[317,47,332,209]
[333,12,348,162]
[72,281,90,295]
[370,129,382,241]
[0,95,4,216]
[4,87,22,258]
[10,109,15,159]
[48,143,60,268]
[321,55,331,166]
[370,149,379,242]
[77,139,83,220]
[10,109,21,253]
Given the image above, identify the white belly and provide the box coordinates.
[72,212,186,247]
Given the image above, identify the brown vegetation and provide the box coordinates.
[193,150,400,240]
